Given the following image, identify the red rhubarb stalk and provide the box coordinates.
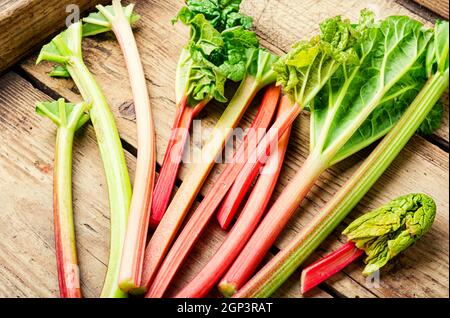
[300,241,363,294]
[150,98,206,228]
[216,87,281,229]
[36,99,91,298]
[176,95,293,298]
[146,85,282,297]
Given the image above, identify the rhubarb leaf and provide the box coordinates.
[218,26,259,81]
[343,194,436,275]
[274,11,371,110]
[309,15,433,165]
[83,3,140,37]
[49,65,71,78]
[36,99,90,131]
[174,0,253,32]
[174,2,259,105]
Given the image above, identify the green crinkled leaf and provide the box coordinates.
[309,15,433,164]
[82,3,140,37]
[174,1,259,105]
[434,20,449,73]
[343,193,436,275]
[173,0,252,32]
[274,11,372,112]
[36,99,90,131]
[218,26,259,81]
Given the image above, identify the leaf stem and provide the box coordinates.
[65,42,132,299]
[300,241,363,294]
[145,85,281,297]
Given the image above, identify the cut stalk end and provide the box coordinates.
[219,281,237,298]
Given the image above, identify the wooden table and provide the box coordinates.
[0,0,448,298]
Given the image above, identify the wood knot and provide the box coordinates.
[34,161,52,174]
[118,101,136,121]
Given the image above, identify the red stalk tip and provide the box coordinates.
[300,241,364,294]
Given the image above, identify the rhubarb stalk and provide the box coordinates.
[150,98,205,228]
[220,13,435,296]
[37,22,132,298]
[234,20,448,297]
[36,99,90,298]
[300,242,363,294]
[176,95,294,298]
[146,84,281,297]
[141,49,278,292]
[83,0,157,293]
[216,86,281,229]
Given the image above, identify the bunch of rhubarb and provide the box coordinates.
[234,20,448,298]
[147,11,373,298]
[141,1,278,293]
[220,12,437,296]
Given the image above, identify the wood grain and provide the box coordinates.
[0,0,109,73]
[414,0,449,18]
[5,0,450,297]
[0,72,315,298]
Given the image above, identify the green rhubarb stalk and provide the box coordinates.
[83,0,157,293]
[37,22,132,298]
[234,20,448,298]
[220,13,436,296]
[141,48,278,292]
[36,99,90,298]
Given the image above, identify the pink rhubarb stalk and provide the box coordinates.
[300,241,363,294]
[94,0,157,293]
[150,98,206,228]
[216,87,282,229]
[176,95,293,298]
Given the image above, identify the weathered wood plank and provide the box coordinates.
[14,0,449,297]
[0,0,110,73]
[413,0,449,18]
[0,72,315,298]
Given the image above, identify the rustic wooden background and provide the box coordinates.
[0,0,448,298]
